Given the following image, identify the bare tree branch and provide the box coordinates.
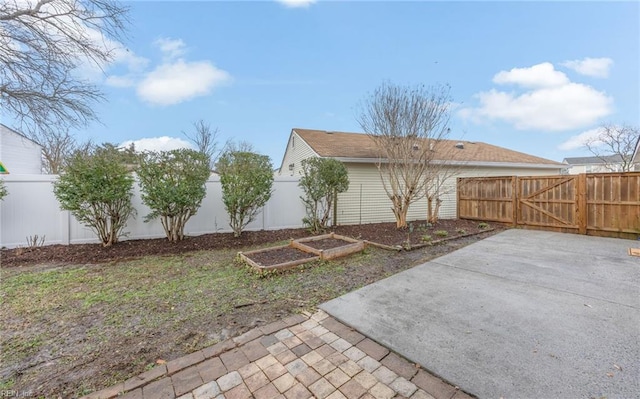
[182,120,221,168]
[0,0,129,134]
[357,82,454,228]
[585,124,639,172]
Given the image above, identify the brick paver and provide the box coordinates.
[80,310,470,399]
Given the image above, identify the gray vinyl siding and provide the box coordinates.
[277,132,318,177]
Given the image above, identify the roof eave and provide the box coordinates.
[330,157,565,169]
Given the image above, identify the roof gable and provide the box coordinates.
[0,123,42,149]
[293,128,562,166]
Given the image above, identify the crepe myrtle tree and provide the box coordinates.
[357,81,453,228]
[137,149,210,242]
[299,158,350,233]
[217,150,273,237]
[53,147,135,247]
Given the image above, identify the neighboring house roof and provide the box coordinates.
[562,154,624,165]
[633,136,640,164]
[290,128,563,168]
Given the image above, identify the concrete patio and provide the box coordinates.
[321,229,640,398]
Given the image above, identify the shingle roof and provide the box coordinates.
[293,128,563,166]
[562,154,624,165]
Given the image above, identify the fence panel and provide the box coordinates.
[0,175,306,249]
[458,172,640,239]
[457,176,515,223]
[586,173,640,235]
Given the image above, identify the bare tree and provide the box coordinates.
[0,0,129,133]
[182,120,221,168]
[585,124,639,172]
[38,128,78,174]
[357,82,453,228]
[424,157,466,224]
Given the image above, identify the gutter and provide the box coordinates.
[330,157,565,170]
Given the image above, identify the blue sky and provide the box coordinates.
[79,0,639,167]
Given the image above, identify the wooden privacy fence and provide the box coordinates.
[457,172,640,239]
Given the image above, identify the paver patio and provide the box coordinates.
[82,310,471,399]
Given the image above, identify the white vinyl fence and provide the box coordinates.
[0,174,306,249]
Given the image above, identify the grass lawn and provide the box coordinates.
[0,242,424,397]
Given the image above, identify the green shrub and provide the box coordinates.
[299,158,350,233]
[434,230,448,237]
[217,151,273,237]
[478,222,490,229]
[456,228,467,235]
[137,149,210,241]
[421,235,432,242]
[0,179,7,201]
[53,149,135,247]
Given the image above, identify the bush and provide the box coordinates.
[137,149,210,241]
[434,230,448,237]
[299,158,349,233]
[0,179,7,201]
[217,151,273,237]
[53,149,135,247]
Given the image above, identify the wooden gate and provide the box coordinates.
[516,175,580,232]
[457,173,640,238]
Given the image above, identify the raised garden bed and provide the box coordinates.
[293,233,365,260]
[240,233,366,272]
[239,244,319,272]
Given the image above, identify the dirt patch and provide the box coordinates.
[245,246,316,267]
[299,238,353,250]
[0,220,504,398]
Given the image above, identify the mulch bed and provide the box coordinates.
[1,219,499,268]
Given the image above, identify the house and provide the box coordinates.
[278,128,565,224]
[633,137,640,171]
[0,124,42,174]
[562,154,625,174]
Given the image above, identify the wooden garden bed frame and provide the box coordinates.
[292,233,365,260]
[239,233,366,272]
[238,244,320,272]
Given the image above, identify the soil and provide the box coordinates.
[0,219,504,398]
[1,219,496,268]
[298,238,355,251]
[247,246,317,266]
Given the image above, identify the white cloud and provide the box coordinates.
[558,128,605,150]
[492,62,569,88]
[120,137,194,152]
[562,57,613,78]
[459,62,613,131]
[137,60,231,106]
[105,36,231,106]
[154,37,187,60]
[105,75,136,88]
[276,0,316,8]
